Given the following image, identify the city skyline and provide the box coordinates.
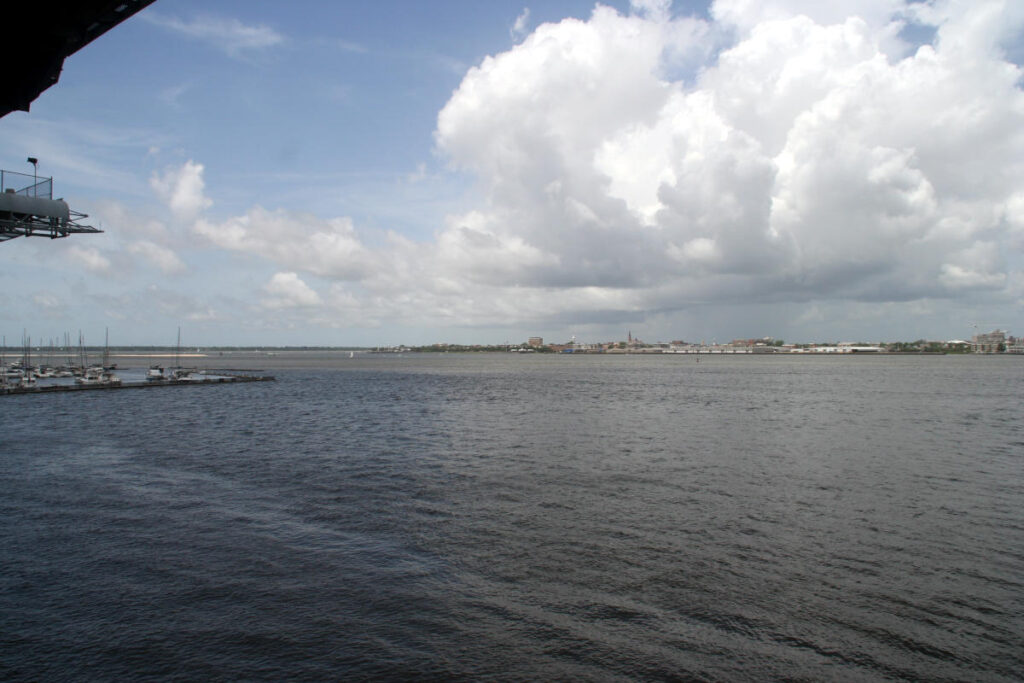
[2,0,1023,346]
[0,326,1011,352]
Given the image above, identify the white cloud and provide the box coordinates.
[511,8,531,41]
[66,246,112,275]
[710,0,906,37]
[151,160,212,222]
[127,241,187,275]
[262,272,322,309]
[32,292,60,309]
[630,0,672,23]
[434,210,561,284]
[334,39,367,54]
[114,0,1024,341]
[159,82,191,108]
[144,13,285,58]
[90,287,221,328]
[424,0,1024,323]
[31,292,67,318]
[193,207,370,280]
[407,162,428,184]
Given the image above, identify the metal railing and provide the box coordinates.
[0,170,52,199]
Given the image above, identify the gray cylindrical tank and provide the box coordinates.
[0,191,70,220]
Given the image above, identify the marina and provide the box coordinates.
[1,360,274,395]
[1,329,275,395]
[1,372,273,395]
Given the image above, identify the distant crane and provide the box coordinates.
[971,323,1009,354]
[972,322,1006,336]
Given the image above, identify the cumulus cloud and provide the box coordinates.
[144,13,284,58]
[426,0,1024,323]
[151,160,212,222]
[66,246,112,275]
[93,200,171,242]
[630,0,672,23]
[194,206,370,280]
[710,0,906,37]
[262,272,323,309]
[164,0,1024,336]
[127,241,187,275]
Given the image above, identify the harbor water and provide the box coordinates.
[1,353,1021,680]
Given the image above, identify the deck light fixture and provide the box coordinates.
[26,157,38,195]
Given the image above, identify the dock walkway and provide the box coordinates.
[1,374,274,396]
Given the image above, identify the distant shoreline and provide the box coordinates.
[112,353,208,358]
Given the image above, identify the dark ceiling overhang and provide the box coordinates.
[1,0,156,118]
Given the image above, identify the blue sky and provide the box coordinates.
[2,0,1023,347]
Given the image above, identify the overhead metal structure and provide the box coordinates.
[1,0,156,118]
[0,2,154,242]
[0,170,101,242]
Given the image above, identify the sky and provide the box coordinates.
[2,0,1023,347]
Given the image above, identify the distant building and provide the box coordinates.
[527,337,543,347]
[971,330,1006,353]
[790,345,882,353]
[730,337,775,347]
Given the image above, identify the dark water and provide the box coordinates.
[2,354,1022,681]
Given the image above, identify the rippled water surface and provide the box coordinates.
[2,353,1022,680]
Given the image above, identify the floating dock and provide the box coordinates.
[1,374,274,396]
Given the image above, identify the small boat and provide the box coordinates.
[146,365,167,382]
[4,368,36,388]
[170,367,205,382]
[76,365,121,386]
